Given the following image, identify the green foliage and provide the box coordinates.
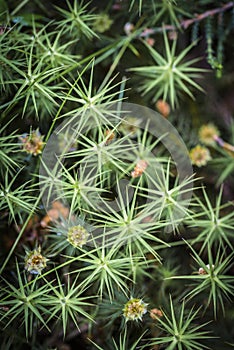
[130,29,206,109]
[0,0,234,349]
[188,187,234,251]
[167,242,234,319]
[0,262,50,339]
[40,272,94,337]
[90,327,146,350]
[0,170,35,224]
[149,296,213,350]
[0,120,20,175]
[55,0,99,40]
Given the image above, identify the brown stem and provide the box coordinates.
[181,1,234,30]
[140,2,234,35]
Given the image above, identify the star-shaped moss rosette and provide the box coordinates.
[189,144,211,167]
[19,129,44,156]
[130,30,207,109]
[149,296,213,350]
[55,0,99,40]
[24,246,48,275]
[67,224,90,248]
[198,123,220,146]
[123,297,148,321]
[46,215,95,255]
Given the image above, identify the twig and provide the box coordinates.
[140,2,234,36]
[181,1,234,30]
